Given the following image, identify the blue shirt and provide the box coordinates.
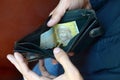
[72,1,120,79]
[90,0,120,37]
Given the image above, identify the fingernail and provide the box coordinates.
[54,47,61,54]
[47,19,55,27]
[7,55,12,60]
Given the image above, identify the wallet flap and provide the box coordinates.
[14,9,104,62]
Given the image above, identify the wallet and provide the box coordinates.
[14,9,104,62]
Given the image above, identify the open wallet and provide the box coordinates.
[14,9,104,62]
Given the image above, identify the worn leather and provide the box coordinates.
[14,9,104,62]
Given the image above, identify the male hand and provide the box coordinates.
[47,0,91,27]
[7,47,83,80]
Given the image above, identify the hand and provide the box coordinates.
[7,47,83,80]
[47,0,91,27]
[38,51,75,78]
[38,59,56,79]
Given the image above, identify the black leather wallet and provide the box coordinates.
[14,9,104,62]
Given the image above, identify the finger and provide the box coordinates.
[68,52,74,56]
[39,59,45,71]
[7,54,21,72]
[68,0,84,10]
[47,75,56,79]
[39,60,56,79]
[41,71,56,79]
[7,53,51,80]
[52,59,58,64]
[83,0,91,9]
[53,74,66,80]
[23,76,27,80]
[14,52,29,73]
[47,0,70,27]
[23,71,50,80]
[13,53,47,80]
[53,47,83,80]
[49,8,56,16]
[39,59,44,65]
[53,47,71,69]
[39,59,48,75]
[47,8,65,27]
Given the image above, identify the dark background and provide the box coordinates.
[0,0,58,79]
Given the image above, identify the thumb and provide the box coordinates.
[53,47,76,71]
[53,47,69,65]
[53,47,83,80]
